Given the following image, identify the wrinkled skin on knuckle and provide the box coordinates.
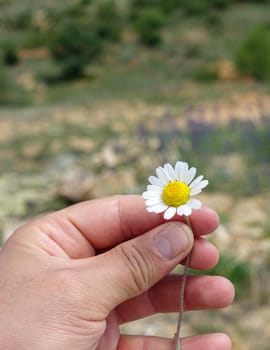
[116,243,158,297]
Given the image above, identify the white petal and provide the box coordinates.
[147,184,163,192]
[182,205,192,216]
[175,161,188,182]
[177,206,185,216]
[145,198,162,206]
[147,203,168,213]
[156,167,169,185]
[187,199,202,209]
[142,191,160,199]
[189,175,203,189]
[190,180,208,195]
[164,163,177,181]
[160,166,171,182]
[185,167,197,184]
[149,175,162,187]
[164,207,176,220]
[199,179,209,189]
[175,161,182,179]
[190,187,202,196]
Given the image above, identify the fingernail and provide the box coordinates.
[154,222,191,260]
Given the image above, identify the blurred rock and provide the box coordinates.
[229,196,267,239]
[210,223,231,251]
[101,144,119,168]
[55,166,137,202]
[89,169,137,198]
[16,71,45,92]
[56,167,95,202]
[199,192,234,214]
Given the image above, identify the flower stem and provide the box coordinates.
[173,215,193,350]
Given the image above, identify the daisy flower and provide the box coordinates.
[143,161,208,220]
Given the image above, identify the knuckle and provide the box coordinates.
[116,243,156,295]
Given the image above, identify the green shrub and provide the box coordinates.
[8,8,32,30]
[134,7,165,47]
[180,0,231,16]
[158,0,182,13]
[131,0,182,15]
[130,0,182,13]
[180,0,208,16]
[130,0,160,10]
[210,0,232,9]
[2,44,19,66]
[235,25,270,81]
[131,0,231,17]
[48,19,102,80]
[204,11,223,29]
[0,62,9,104]
[94,0,123,42]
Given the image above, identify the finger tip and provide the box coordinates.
[204,206,220,227]
[222,278,235,306]
[189,238,219,270]
[205,241,220,268]
[213,276,235,308]
[213,333,232,349]
[191,206,220,236]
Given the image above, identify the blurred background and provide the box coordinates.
[1,0,270,348]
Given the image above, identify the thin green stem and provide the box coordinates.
[173,215,194,350]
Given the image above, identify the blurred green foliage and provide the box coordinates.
[4,7,33,30]
[1,43,19,66]
[133,7,165,46]
[0,62,9,103]
[130,0,181,15]
[235,25,270,81]
[94,0,123,42]
[1,0,270,84]
[48,19,102,80]
[130,0,231,15]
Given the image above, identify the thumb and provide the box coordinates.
[79,222,194,317]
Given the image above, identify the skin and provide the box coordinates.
[0,195,234,350]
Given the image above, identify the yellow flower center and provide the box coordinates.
[162,181,190,207]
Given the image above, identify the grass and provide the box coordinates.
[1,1,270,108]
[263,224,270,239]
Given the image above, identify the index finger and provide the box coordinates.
[59,195,219,249]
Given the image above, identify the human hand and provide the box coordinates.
[0,195,234,350]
